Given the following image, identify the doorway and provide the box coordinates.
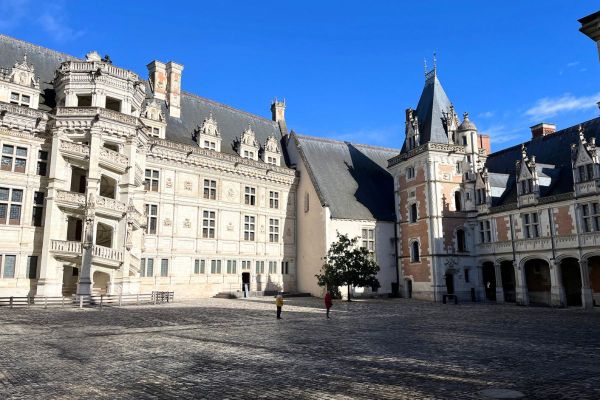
[241,272,250,294]
[405,279,413,299]
[445,273,455,295]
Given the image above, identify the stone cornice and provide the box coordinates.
[0,102,48,133]
[388,142,466,167]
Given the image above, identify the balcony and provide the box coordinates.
[99,147,129,174]
[55,190,86,212]
[91,245,123,268]
[50,239,82,262]
[55,107,138,127]
[59,140,90,161]
[95,196,127,219]
[581,232,600,248]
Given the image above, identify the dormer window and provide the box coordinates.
[204,140,216,151]
[476,188,487,205]
[243,150,255,159]
[578,164,595,182]
[520,179,534,194]
[193,113,222,152]
[262,136,280,166]
[238,125,259,161]
[10,92,30,107]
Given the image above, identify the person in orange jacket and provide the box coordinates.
[324,291,333,318]
[275,293,284,319]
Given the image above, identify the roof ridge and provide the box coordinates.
[181,91,277,126]
[488,116,600,158]
[0,34,79,61]
[295,133,399,152]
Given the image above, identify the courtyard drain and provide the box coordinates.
[478,388,525,399]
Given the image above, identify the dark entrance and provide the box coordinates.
[500,261,516,302]
[482,261,496,301]
[524,259,551,306]
[561,258,582,307]
[406,279,412,298]
[241,272,250,293]
[445,274,455,295]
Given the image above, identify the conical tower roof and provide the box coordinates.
[413,70,453,146]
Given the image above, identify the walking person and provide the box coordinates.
[324,291,333,318]
[275,293,284,319]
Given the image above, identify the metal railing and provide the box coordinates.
[0,291,174,309]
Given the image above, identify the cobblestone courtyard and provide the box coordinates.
[0,298,599,399]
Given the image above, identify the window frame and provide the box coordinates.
[269,191,279,209]
[244,186,256,206]
[269,218,279,242]
[522,212,540,239]
[582,202,600,233]
[32,191,44,227]
[144,169,160,192]
[0,187,23,225]
[145,203,158,234]
[244,215,256,241]
[1,144,28,173]
[202,210,216,239]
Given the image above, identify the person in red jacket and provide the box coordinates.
[324,291,333,318]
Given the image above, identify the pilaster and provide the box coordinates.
[549,259,566,307]
[580,259,594,309]
[494,262,505,303]
[515,264,529,305]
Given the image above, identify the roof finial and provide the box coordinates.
[433,52,437,74]
[578,124,585,140]
[423,58,427,78]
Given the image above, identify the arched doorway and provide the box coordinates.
[500,261,516,303]
[560,257,582,307]
[92,271,110,295]
[445,273,455,295]
[524,259,551,306]
[589,256,600,306]
[481,261,496,301]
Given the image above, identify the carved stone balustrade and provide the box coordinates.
[0,102,48,132]
[99,147,129,174]
[91,245,123,268]
[50,239,82,262]
[95,196,127,219]
[59,140,90,161]
[55,190,86,212]
[127,205,146,229]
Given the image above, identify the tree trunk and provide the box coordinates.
[347,285,351,302]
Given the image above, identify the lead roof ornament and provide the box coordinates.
[264,135,280,153]
[199,112,220,137]
[240,124,258,147]
[9,54,39,89]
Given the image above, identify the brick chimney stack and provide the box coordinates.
[166,61,184,119]
[147,61,167,101]
[530,123,556,139]
[579,11,600,60]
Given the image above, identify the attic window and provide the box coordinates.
[11,92,30,107]
[105,97,121,112]
[520,179,534,195]
[578,164,595,183]
[77,95,92,107]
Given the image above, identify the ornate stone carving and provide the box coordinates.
[183,218,192,229]
[240,125,258,147]
[166,178,173,188]
[164,218,172,227]
[99,147,129,166]
[8,55,39,89]
[198,112,219,137]
[226,222,234,231]
[83,193,96,249]
[227,188,236,200]
[184,181,192,191]
[264,135,280,153]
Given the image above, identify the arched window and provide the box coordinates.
[410,241,420,262]
[409,203,418,223]
[454,191,462,211]
[456,229,466,252]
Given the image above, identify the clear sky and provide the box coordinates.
[1,0,598,152]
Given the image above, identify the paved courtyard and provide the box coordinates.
[0,298,599,400]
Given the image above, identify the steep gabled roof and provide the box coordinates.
[415,72,452,145]
[293,134,398,221]
[0,34,284,159]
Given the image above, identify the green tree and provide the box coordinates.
[315,232,380,301]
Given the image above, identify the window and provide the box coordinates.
[27,255,38,279]
[456,229,466,252]
[281,261,289,275]
[243,150,255,159]
[304,192,310,213]
[210,260,222,274]
[267,156,277,165]
[455,161,462,174]
[409,203,418,223]
[410,241,420,262]
[522,213,540,238]
[269,191,279,209]
[144,169,159,192]
[37,150,48,176]
[408,135,417,150]
[0,187,23,225]
[479,220,492,243]
[269,218,279,242]
[140,258,146,277]
[144,258,154,277]
[150,127,160,138]
[361,228,375,252]
[10,92,30,107]
[578,164,595,183]
[464,268,470,283]
[1,145,27,173]
[204,140,216,150]
[244,215,255,241]
[1,255,16,278]
[203,179,217,200]
[269,261,277,274]
[582,202,600,233]
[462,136,468,146]
[406,166,415,180]
[32,191,44,227]
[202,210,216,238]
[242,260,251,270]
[454,191,462,211]
[105,96,122,112]
[145,204,158,234]
[520,179,534,195]
[160,259,169,277]
[194,259,206,274]
[77,94,92,107]
[255,261,265,274]
[466,155,472,163]
[476,188,487,205]
[244,186,256,205]
[226,260,237,274]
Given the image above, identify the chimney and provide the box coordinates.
[271,99,288,135]
[165,61,184,118]
[530,123,556,139]
[579,11,600,60]
[147,61,167,101]
[478,134,491,155]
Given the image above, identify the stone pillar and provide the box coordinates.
[515,263,529,305]
[476,265,485,301]
[580,259,594,309]
[550,259,566,307]
[494,262,505,303]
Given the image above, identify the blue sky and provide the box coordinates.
[1,0,598,152]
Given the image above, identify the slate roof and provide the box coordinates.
[401,71,453,153]
[293,134,398,221]
[0,34,284,158]
[485,117,600,206]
